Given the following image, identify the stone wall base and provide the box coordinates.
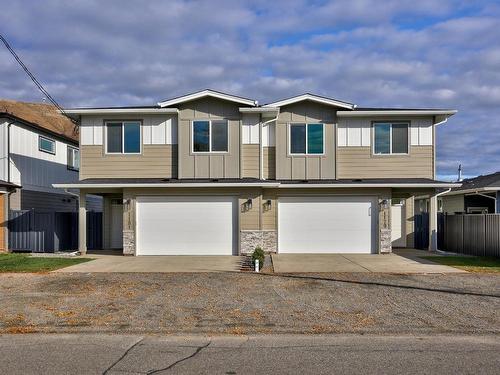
[240,230,277,254]
[123,229,135,255]
[379,228,392,253]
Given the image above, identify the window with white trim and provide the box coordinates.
[289,123,324,155]
[192,120,228,152]
[67,146,80,171]
[39,136,56,154]
[373,122,409,155]
[106,121,141,154]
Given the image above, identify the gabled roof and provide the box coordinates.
[263,93,355,109]
[0,99,78,143]
[446,172,500,195]
[158,89,257,107]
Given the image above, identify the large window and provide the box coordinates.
[106,121,141,154]
[192,120,228,152]
[39,136,55,154]
[67,146,80,171]
[289,123,324,155]
[373,122,409,155]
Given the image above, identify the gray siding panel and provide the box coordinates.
[178,98,242,179]
[275,102,336,180]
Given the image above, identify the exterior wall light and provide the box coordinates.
[379,199,389,210]
[265,199,272,210]
[246,198,253,210]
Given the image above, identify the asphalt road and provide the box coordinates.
[0,334,498,374]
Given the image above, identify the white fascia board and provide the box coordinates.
[158,90,256,107]
[239,107,279,114]
[53,182,460,189]
[278,183,462,188]
[263,94,354,109]
[337,110,458,117]
[443,187,499,196]
[53,182,281,189]
[63,108,179,115]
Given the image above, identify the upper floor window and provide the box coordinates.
[39,135,55,154]
[67,146,80,171]
[192,120,228,153]
[106,121,141,154]
[373,122,409,155]
[289,123,324,155]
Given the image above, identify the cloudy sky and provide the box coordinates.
[1,0,499,180]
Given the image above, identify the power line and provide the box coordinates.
[0,33,77,126]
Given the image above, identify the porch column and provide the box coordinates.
[79,190,87,255]
[428,193,438,252]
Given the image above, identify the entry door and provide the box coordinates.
[136,196,237,255]
[391,204,406,247]
[278,196,377,254]
[110,200,123,249]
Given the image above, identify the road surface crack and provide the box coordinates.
[102,337,145,374]
[147,341,211,374]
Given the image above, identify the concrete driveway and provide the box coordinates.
[56,254,243,273]
[272,251,465,273]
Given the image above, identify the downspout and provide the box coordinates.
[5,120,16,252]
[260,112,279,180]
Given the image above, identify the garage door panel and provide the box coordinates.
[278,196,376,254]
[136,196,236,255]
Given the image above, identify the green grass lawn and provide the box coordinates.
[0,253,92,273]
[421,255,500,273]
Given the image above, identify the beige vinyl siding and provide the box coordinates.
[405,196,415,248]
[441,195,464,214]
[337,146,434,179]
[241,144,260,179]
[275,102,336,180]
[178,97,243,179]
[263,147,276,180]
[262,194,276,230]
[80,144,177,179]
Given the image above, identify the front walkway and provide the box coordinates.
[56,253,244,273]
[272,250,465,273]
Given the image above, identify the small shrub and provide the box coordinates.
[252,247,265,269]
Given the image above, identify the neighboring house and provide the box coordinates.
[0,100,101,251]
[441,172,500,214]
[55,89,459,256]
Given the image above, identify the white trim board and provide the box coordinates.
[264,93,354,109]
[158,89,256,107]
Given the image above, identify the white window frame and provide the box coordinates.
[67,145,80,171]
[39,135,56,155]
[288,123,325,156]
[105,121,142,155]
[372,122,410,156]
[191,120,229,154]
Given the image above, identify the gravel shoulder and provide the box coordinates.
[0,272,498,335]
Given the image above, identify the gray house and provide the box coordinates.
[441,172,500,214]
[55,89,459,256]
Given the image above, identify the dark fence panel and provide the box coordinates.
[8,210,33,251]
[440,213,500,257]
[414,213,429,250]
[87,212,103,250]
[9,209,102,253]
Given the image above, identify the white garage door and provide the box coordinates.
[278,196,377,253]
[136,196,237,255]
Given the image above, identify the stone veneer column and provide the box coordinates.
[122,194,135,255]
[240,230,277,254]
[379,197,392,253]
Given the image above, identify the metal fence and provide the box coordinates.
[439,214,500,257]
[9,209,102,253]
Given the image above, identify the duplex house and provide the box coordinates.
[55,89,459,256]
[0,100,101,252]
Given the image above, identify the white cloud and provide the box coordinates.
[0,0,498,177]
